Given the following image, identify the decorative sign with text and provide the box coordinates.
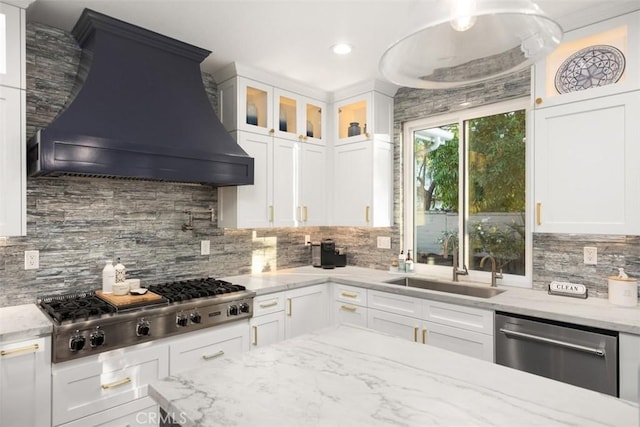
[548,281,588,299]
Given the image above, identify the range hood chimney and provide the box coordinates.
[28,8,254,186]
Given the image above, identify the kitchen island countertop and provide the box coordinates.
[0,303,52,343]
[149,324,638,427]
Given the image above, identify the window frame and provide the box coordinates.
[402,98,532,288]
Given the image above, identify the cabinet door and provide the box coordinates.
[0,86,25,236]
[0,3,23,89]
[299,144,326,226]
[422,321,494,362]
[303,98,325,144]
[274,88,299,141]
[333,142,372,226]
[250,311,285,349]
[0,337,51,427]
[272,138,296,227]
[285,285,330,339]
[534,91,640,234]
[51,342,169,426]
[619,333,640,403]
[335,93,372,144]
[169,321,250,375]
[238,77,273,135]
[367,308,421,343]
[334,302,368,328]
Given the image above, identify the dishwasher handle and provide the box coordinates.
[499,328,606,357]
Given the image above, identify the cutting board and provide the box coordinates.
[96,289,165,310]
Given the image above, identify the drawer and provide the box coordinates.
[368,290,423,318]
[52,341,169,426]
[334,301,368,328]
[59,396,159,427]
[253,293,285,316]
[333,283,367,306]
[169,321,250,375]
[423,300,493,335]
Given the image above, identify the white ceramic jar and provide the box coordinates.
[102,260,115,294]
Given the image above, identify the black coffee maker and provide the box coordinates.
[312,239,346,269]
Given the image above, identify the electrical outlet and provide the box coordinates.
[583,247,597,265]
[24,250,39,270]
[377,236,391,249]
[200,240,210,255]
[305,235,311,246]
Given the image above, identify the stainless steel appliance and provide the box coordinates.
[312,239,346,269]
[38,278,255,363]
[495,312,618,396]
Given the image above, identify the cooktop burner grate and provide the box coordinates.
[145,278,247,303]
[39,291,117,323]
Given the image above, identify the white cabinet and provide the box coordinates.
[533,90,640,234]
[169,321,250,375]
[0,336,51,427]
[619,332,640,403]
[284,285,330,339]
[0,2,26,237]
[367,290,494,362]
[59,397,158,427]
[250,293,286,349]
[334,92,393,144]
[332,140,393,226]
[333,284,368,327]
[51,340,169,426]
[298,143,327,226]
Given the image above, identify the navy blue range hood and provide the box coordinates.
[28,8,254,186]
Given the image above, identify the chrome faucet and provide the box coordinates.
[442,235,468,282]
[480,255,503,287]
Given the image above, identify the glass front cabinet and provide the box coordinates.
[334,91,393,145]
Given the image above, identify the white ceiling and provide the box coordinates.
[24,0,640,92]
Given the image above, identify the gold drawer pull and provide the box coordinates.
[259,300,278,308]
[252,326,258,346]
[1,343,39,356]
[101,376,131,390]
[303,206,308,222]
[413,326,419,342]
[536,202,542,225]
[422,329,428,344]
[365,206,370,223]
[340,305,357,312]
[286,298,292,316]
[202,350,225,360]
[268,205,274,222]
[341,292,358,298]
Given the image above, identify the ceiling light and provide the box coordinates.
[332,43,352,55]
[379,0,563,89]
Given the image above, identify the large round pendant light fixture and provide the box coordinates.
[379,0,563,89]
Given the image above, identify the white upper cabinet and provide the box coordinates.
[0,2,26,237]
[533,90,640,234]
[533,10,640,109]
[334,91,393,145]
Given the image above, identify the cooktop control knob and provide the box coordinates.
[228,305,239,316]
[239,302,250,314]
[190,311,202,324]
[176,313,188,327]
[89,327,105,347]
[69,331,86,352]
[136,319,151,337]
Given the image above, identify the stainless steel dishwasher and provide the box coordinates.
[495,312,618,397]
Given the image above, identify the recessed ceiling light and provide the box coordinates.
[332,43,352,55]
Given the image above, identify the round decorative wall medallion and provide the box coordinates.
[554,45,626,94]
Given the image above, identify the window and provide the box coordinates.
[403,99,530,286]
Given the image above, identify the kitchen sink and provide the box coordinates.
[384,277,505,298]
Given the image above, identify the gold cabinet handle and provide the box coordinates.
[269,205,274,222]
[341,292,357,299]
[365,206,370,223]
[422,329,428,344]
[303,206,308,222]
[535,97,543,105]
[286,298,292,316]
[259,300,278,308]
[365,132,371,138]
[297,206,301,221]
[536,202,542,225]
[252,325,258,346]
[413,326,419,342]
[269,128,275,134]
[101,376,131,390]
[298,135,304,141]
[1,343,39,356]
[340,304,357,312]
[202,350,225,360]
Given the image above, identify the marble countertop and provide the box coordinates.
[0,303,52,343]
[149,324,639,427]
[223,266,640,334]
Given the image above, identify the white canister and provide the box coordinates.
[102,260,115,294]
[112,281,129,296]
[608,276,638,307]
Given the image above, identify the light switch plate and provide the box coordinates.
[201,240,210,255]
[377,236,391,249]
[583,246,597,265]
